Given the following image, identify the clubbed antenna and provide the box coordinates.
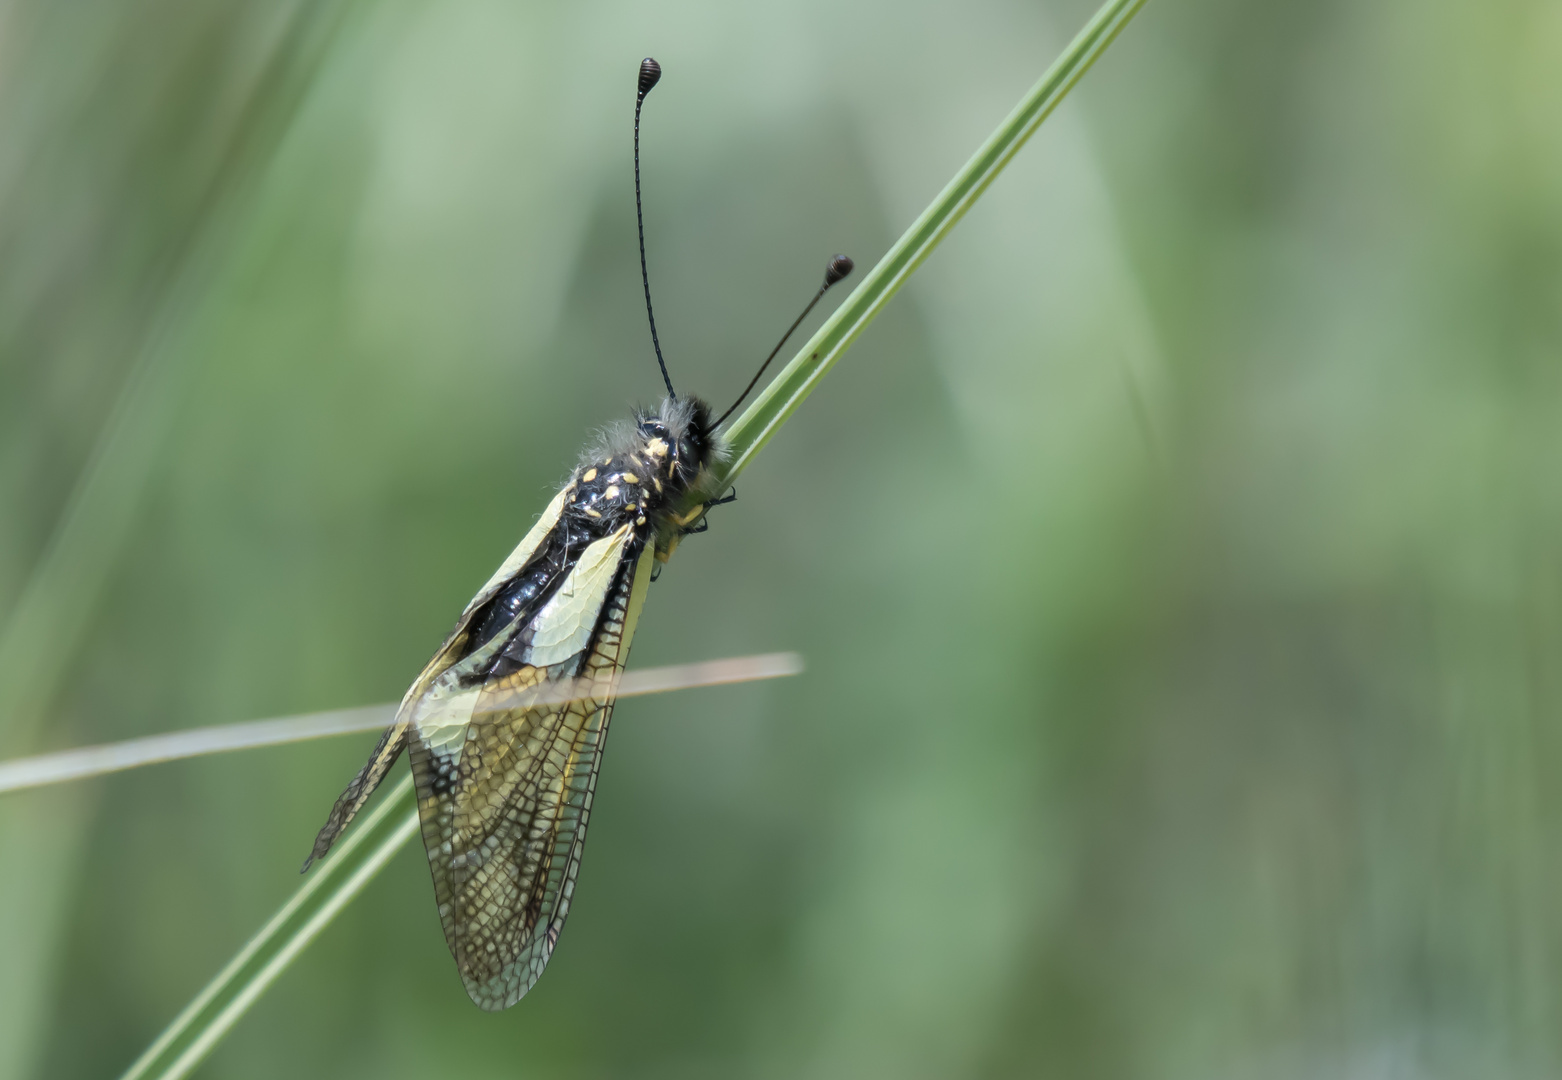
[714,255,855,428]
[634,57,675,399]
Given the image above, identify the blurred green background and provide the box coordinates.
[2,0,1560,1076]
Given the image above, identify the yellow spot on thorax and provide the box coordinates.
[581,467,597,482]
[645,438,669,458]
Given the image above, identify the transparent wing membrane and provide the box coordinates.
[408,543,651,1008]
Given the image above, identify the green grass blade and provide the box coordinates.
[119,776,418,1080]
[121,1,1147,1074]
[711,0,1149,487]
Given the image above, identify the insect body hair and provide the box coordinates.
[563,396,728,547]
[580,396,727,488]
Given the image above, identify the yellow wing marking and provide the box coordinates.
[462,483,573,620]
[524,525,632,667]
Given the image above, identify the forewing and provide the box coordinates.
[303,485,572,870]
[460,484,572,622]
[407,529,655,1010]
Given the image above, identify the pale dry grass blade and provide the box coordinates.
[0,653,803,795]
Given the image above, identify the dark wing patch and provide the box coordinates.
[407,542,647,1010]
[302,719,408,871]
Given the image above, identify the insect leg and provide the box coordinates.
[681,487,735,537]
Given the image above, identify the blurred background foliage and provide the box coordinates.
[1,0,1559,1076]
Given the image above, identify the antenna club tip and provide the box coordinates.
[824,254,854,288]
[638,58,662,97]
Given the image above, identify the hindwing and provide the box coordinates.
[406,524,654,1010]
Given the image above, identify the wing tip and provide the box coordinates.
[462,974,530,1013]
[460,943,557,1012]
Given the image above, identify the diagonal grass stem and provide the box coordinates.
[708,0,1149,488]
[121,1,1149,1075]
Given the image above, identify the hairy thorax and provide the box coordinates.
[461,396,722,659]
